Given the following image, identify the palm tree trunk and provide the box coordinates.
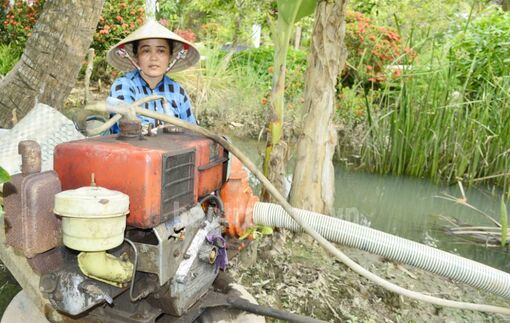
[0,0,104,128]
[289,0,348,215]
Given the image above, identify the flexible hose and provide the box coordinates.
[86,114,122,136]
[254,202,510,298]
[86,97,510,315]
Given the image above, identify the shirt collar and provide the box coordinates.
[134,70,167,90]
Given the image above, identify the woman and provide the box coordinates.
[106,20,200,133]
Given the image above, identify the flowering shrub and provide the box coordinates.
[199,22,220,42]
[343,10,415,85]
[93,0,146,53]
[0,0,45,48]
[174,29,196,42]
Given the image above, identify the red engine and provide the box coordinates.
[54,127,228,228]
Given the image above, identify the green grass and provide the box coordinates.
[0,45,22,76]
[358,48,510,189]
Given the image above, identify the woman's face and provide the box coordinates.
[135,38,171,80]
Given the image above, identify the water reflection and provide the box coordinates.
[334,167,510,272]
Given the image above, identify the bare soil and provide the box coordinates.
[228,231,510,322]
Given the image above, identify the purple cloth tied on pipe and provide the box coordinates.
[206,234,228,272]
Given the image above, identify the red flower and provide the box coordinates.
[116,15,123,22]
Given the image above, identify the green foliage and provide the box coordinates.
[239,224,273,240]
[0,165,10,216]
[229,46,307,100]
[357,45,510,187]
[157,0,186,29]
[0,44,22,75]
[449,7,510,95]
[366,0,472,41]
[0,166,9,184]
[173,46,266,132]
[0,0,45,49]
[278,0,316,25]
[92,0,146,54]
[160,0,271,46]
[350,0,379,15]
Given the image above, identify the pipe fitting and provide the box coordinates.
[219,157,259,237]
[77,251,133,288]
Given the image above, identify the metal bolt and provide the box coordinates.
[173,250,180,258]
[209,249,218,264]
[183,253,191,260]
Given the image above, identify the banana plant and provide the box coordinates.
[263,0,316,180]
[0,166,9,185]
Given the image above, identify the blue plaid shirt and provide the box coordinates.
[108,70,196,133]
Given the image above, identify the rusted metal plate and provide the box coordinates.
[3,171,61,258]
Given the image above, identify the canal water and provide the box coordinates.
[229,136,510,272]
[334,167,510,272]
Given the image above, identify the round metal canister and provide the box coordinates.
[54,186,129,251]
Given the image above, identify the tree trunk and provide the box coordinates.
[294,25,302,49]
[0,0,105,128]
[288,0,348,215]
[503,0,510,11]
[231,0,244,49]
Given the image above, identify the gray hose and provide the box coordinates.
[86,114,122,136]
[254,202,510,299]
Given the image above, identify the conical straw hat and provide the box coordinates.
[107,20,200,73]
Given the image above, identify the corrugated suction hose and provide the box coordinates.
[254,202,510,299]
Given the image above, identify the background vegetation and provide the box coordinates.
[1,0,509,190]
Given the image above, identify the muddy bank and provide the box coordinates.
[229,232,510,322]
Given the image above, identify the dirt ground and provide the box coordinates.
[227,231,510,323]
